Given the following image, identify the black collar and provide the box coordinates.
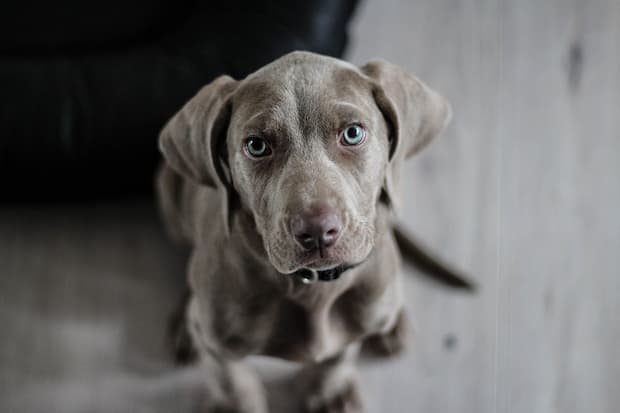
[290,263,357,284]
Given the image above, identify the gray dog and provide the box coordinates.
[157,51,465,413]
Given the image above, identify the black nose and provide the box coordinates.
[290,204,343,255]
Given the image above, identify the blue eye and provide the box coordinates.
[340,124,366,146]
[245,136,271,158]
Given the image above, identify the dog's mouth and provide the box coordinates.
[283,250,371,283]
[289,263,358,283]
[266,223,375,282]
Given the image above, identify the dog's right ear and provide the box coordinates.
[159,75,238,188]
[361,60,452,212]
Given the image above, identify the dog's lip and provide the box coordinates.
[299,257,342,272]
[295,246,374,274]
[295,249,342,268]
[278,256,343,274]
[280,262,341,275]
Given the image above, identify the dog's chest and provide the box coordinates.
[203,257,402,362]
[258,278,399,362]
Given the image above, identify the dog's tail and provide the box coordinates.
[392,224,476,291]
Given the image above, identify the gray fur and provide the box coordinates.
[157,51,451,413]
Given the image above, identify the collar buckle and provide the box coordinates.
[296,269,318,284]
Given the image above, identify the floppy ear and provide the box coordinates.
[361,60,452,211]
[158,75,238,234]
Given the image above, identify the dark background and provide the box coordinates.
[0,0,357,200]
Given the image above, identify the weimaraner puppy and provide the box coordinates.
[156,51,465,413]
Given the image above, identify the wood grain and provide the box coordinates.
[348,1,620,412]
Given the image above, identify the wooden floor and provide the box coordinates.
[1,1,619,412]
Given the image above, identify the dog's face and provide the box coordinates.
[159,52,451,275]
[226,60,389,273]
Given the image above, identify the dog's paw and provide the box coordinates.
[168,291,198,365]
[200,399,248,413]
[206,405,241,413]
[362,310,408,358]
[202,402,264,413]
[172,320,198,364]
[304,380,364,413]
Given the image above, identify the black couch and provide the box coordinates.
[0,0,358,200]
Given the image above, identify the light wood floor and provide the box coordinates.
[1,1,618,412]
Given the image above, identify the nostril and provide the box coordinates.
[321,227,340,248]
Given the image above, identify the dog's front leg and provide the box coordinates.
[196,353,267,413]
[186,301,267,413]
[298,343,364,413]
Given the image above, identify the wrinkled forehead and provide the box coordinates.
[230,62,375,136]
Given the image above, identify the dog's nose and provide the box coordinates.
[290,204,342,253]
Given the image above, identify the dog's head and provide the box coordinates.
[159,51,451,274]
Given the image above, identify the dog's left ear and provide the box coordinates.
[158,75,239,235]
[361,60,452,211]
